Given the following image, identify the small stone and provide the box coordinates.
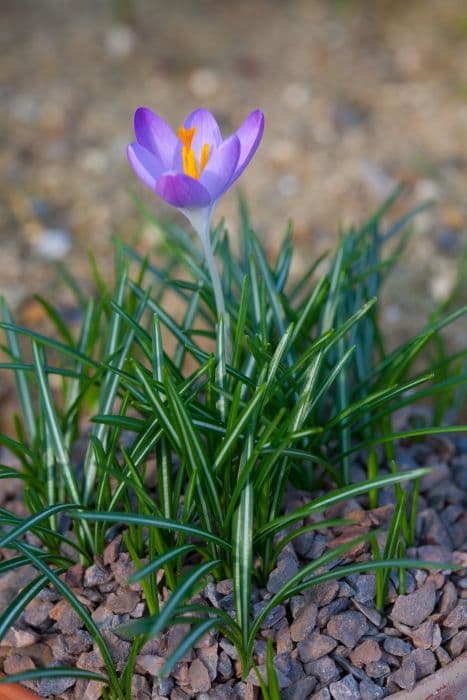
[3,653,35,676]
[390,658,416,690]
[326,611,369,648]
[131,674,151,699]
[188,658,211,693]
[436,646,451,666]
[267,555,299,594]
[439,581,458,615]
[38,675,76,696]
[275,621,293,653]
[73,679,104,700]
[33,228,72,260]
[408,648,436,679]
[365,661,390,678]
[155,677,174,696]
[84,562,110,587]
[391,582,436,627]
[282,677,317,700]
[107,588,140,614]
[76,649,105,671]
[101,629,131,667]
[219,638,240,660]
[290,602,317,642]
[103,535,122,565]
[446,630,467,656]
[253,601,286,628]
[136,654,166,676]
[443,602,467,629]
[307,581,339,606]
[197,645,218,681]
[359,677,386,700]
[49,599,84,634]
[217,579,234,596]
[318,598,350,626]
[298,632,337,661]
[23,597,53,628]
[352,600,383,628]
[410,620,434,649]
[355,575,376,603]
[0,626,39,647]
[329,674,359,700]
[383,637,412,656]
[310,690,331,700]
[64,630,94,655]
[217,650,233,680]
[304,656,339,684]
[350,639,381,667]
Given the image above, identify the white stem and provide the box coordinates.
[184,207,232,362]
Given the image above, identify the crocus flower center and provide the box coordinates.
[177,126,210,180]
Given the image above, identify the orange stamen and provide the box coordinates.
[177,125,210,180]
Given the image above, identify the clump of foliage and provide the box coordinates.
[0,190,465,697]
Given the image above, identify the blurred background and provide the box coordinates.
[1,0,467,348]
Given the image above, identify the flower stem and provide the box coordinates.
[198,215,232,362]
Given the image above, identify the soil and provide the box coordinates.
[1,0,467,355]
[0,433,466,699]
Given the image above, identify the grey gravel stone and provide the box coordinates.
[390,658,416,690]
[84,562,109,587]
[267,554,299,594]
[307,581,339,606]
[329,673,359,699]
[355,575,376,603]
[391,582,436,627]
[38,675,77,696]
[350,639,381,667]
[253,601,286,628]
[304,656,340,684]
[443,602,467,628]
[365,661,390,678]
[290,602,318,642]
[408,648,436,679]
[359,677,387,699]
[410,619,434,649]
[298,632,337,661]
[446,630,467,656]
[326,611,369,648]
[383,637,412,656]
[217,650,233,680]
[23,597,53,628]
[197,645,218,681]
[310,689,331,700]
[188,658,211,693]
[282,676,317,700]
[352,600,383,628]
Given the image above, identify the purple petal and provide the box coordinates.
[134,107,178,169]
[200,134,241,199]
[127,142,165,191]
[184,108,223,158]
[231,109,264,182]
[154,171,212,208]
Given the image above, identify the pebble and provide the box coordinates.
[197,645,218,681]
[310,690,331,700]
[326,611,369,648]
[253,601,286,628]
[135,654,165,676]
[391,582,436,627]
[298,632,337,661]
[38,675,76,696]
[359,677,387,699]
[290,602,317,642]
[350,639,381,667]
[217,650,233,680]
[304,656,340,684]
[410,620,435,649]
[443,602,467,629]
[383,637,412,656]
[307,581,339,606]
[3,652,36,676]
[352,600,383,628]
[23,598,53,628]
[409,648,436,679]
[267,554,299,594]
[84,562,110,588]
[0,625,39,647]
[106,588,140,614]
[447,630,467,656]
[438,580,458,615]
[33,228,72,260]
[355,575,376,603]
[282,676,317,700]
[390,658,416,690]
[329,674,360,699]
[188,658,211,694]
[365,661,390,679]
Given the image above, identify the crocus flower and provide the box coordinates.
[127,106,264,360]
[127,107,264,225]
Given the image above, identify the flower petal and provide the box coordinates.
[127,142,165,191]
[134,107,178,168]
[231,109,264,182]
[154,171,212,208]
[200,134,241,200]
[184,108,223,157]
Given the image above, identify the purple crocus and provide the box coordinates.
[127,107,264,359]
[127,107,264,222]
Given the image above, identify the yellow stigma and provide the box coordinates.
[177,125,210,180]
